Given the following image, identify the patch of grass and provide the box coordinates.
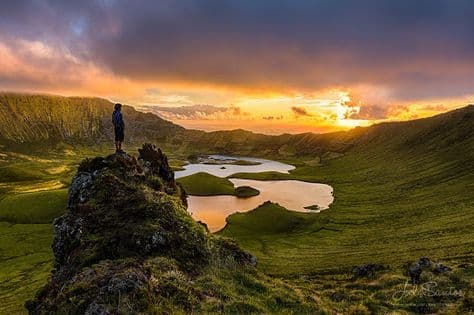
[169,159,187,171]
[0,189,67,223]
[178,172,260,198]
[0,222,53,314]
[0,164,47,182]
[223,202,321,237]
[178,172,236,196]
[234,186,260,198]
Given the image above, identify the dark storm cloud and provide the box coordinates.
[2,0,474,101]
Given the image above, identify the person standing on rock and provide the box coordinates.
[112,103,125,153]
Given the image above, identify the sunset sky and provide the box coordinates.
[1,0,474,134]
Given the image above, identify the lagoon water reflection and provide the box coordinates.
[177,155,333,232]
[187,178,334,232]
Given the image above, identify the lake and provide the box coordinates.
[175,154,295,178]
[176,155,333,232]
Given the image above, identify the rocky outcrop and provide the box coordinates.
[352,263,385,278]
[26,144,315,314]
[406,257,452,284]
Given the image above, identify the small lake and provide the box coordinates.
[175,155,295,178]
[176,155,333,232]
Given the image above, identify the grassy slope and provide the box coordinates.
[0,189,67,224]
[0,223,53,314]
[221,107,474,275]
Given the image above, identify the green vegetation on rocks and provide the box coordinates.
[230,159,261,166]
[26,144,319,314]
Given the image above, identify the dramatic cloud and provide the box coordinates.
[0,35,139,96]
[343,99,413,120]
[344,104,387,120]
[137,104,246,120]
[1,0,474,102]
[291,106,312,117]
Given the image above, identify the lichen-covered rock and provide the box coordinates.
[52,214,83,267]
[67,172,93,207]
[138,143,174,182]
[26,145,314,314]
[406,257,452,284]
[432,262,452,274]
[407,257,432,284]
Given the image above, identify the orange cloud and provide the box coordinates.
[0,37,142,98]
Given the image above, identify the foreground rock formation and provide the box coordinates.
[26,144,316,314]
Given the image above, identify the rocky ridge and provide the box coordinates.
[26,144,316,314]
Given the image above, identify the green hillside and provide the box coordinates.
[0,93,183,150]
[221,106,474,274]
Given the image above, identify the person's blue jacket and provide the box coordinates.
[112,110,124,129]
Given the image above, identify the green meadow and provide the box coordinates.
[0,189,67,224]
[0,223,53,314]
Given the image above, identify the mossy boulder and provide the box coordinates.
[26,144,318,314]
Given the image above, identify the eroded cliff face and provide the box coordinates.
[26,144,316,314]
